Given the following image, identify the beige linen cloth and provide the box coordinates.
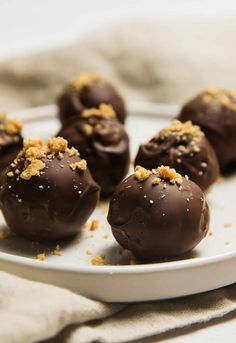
[1,18,236,342]
[2,271,236,343]
[1,18,236,110]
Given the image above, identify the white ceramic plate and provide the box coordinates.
[0,102,236,303]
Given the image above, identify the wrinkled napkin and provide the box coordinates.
[1,272,236,343]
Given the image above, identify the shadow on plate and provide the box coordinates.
[100,244,199,266]
[0,224,81,258]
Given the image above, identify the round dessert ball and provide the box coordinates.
[0,113,23,173]
[0,137,100,241]
[178,88,236,171]
[58,73,126,124]
[108,165,210,260]
[135,120,219,191]
[58,104,130,197]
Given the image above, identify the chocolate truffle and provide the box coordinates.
[0,137,100,241]
[135,120,219,191]
[108,166,209,260]
[0,113,23,172]
[178,88,236,171]
[58,104,130,197]
[58,73,126,124]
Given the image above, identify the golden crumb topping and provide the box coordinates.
[72,73,103,91]
[53,245,62,256]
[68,147,80,157]
[48,137,68,154]
[5,120,22,135]
[20,159,46,180]
[7,137,82,180]
[0,113,22,136]
[36,253,45,261]
[203,88,236,111]
[134,165,152,181]
[158,120,204,141]
[91,255,109,266]
[81,104,116,119]
[25,146,47,160]
[24,139,43,149]
[90,219,99,231]
[152,177,161,185]
[83,124,93,135]
[134,165,183,185]
[154,166,182,185]
[70,159,87,171]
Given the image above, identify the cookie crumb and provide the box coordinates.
[53,244,62,256]
[20,159,46,180]
[152,177,161,185]
[134,165,152,181]
[67,147,79,157]
[81,104,115,119]
[224,223,232,228]
[72,73,103,91]
[48,137,68,154]
[91,255,109,265]
[90,219,99,231]
[70,159,87,171]
[84,124,93,135]
[37,253,45,261]
[156,166,182,185]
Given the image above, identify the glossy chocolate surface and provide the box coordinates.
[58,114,130,197]
[0,146,100,241]
[0,117,23,173]
[135,121,219,191]
[58,78,126,124]
[178,89,236,171]
[108,168,209,260]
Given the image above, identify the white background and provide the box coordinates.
[1,0,236,60]
[1,0,236,341]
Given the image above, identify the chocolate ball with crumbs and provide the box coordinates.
[0,137,100,241]
[58,73,126,124]
[58,104,130,197]
[108,166,209,260]
[135,120,219,191]
[0,113,23,173]
[178,88,236,171]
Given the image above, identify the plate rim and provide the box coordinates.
[1,101,235,276]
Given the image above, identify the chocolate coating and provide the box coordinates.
[58,115,130,197]
[0,150,100,241]
[0,117,23,173]
[108,169,209,260]
[58,77,126,124]
[135,122,219,191]
[178,89,236,171]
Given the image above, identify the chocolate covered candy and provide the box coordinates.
[58,104,130,197]
[178,88,236,171]
[0,113,23,173]
[58,73,126,124]
[108,166,209,260]
[0,137,100,241]
[135,120,219,191]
